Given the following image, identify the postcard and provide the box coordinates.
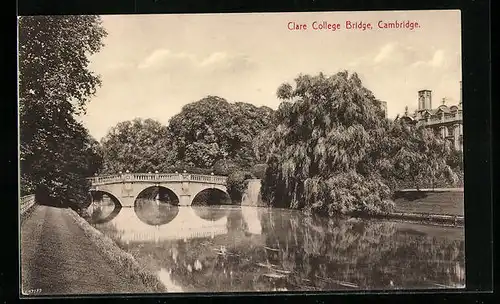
[19,10,464,296]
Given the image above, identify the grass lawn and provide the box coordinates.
[393,191,464,216]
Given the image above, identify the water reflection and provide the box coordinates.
[88,204,465,292]
[191,206,230,221]
[91,203,231,243]
[135,198,179,226]
[87,192,122,224]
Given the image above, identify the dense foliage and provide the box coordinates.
[260,72,394,215]
[167,96,274,170]
[19,16,462,216]
[100,118,175,174]
[99,96,274,177]
[226,171,254,204]
[19,15,107,208]
[382,119,458,190]
[260,71,456,216]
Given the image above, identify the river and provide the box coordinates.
[86,196,465,292]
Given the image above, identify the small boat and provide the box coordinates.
[255,262,291,275]
[256,262,276,268]
[273,268,292,275]
[264,246,280,252]
[263,273,286,279]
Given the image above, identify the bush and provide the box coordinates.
[250,163,267,180]
[226,170,254,204]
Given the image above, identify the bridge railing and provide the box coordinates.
[20,194,36,214]
[88,174,123,184]
[87,173,228,185]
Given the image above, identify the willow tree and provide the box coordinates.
[261,71,394,216]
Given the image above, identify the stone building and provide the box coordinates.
[398,82,463,151]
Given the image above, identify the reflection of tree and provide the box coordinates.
[134,198,179,226]
[112,207,465,292]
[88,193,122,224]
[192,189,231,206]
[191,206,230,221]
[257,211,465,290]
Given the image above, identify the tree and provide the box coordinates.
[18,15,107,207]
[385,119,457,190]
[226,171,254,204]
[167,96,274,170]
[261,71,394,216]
[100,118,176,173]
[447,149,464,171]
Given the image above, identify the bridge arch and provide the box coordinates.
[191,187,231,206]
[88,190,123,224]
[90,189,123,208]
[135,185,180,206]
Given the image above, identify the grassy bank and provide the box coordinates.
[303,189,465,227]
[67,208,167,293]
[393,190,464,216]
[377,212,463,227]
[387,189,464,227]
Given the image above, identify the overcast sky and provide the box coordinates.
[81,10,461,140]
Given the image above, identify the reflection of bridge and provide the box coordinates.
[88,172,228,207]
[106,207,229,242]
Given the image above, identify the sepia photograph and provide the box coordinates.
[19,10,465,296]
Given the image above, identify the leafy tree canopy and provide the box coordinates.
[168,96,274,170]
[261,71,457,215]
[100,118,176,174]
[384,119,458,190]
[261,71,397,215]
[19,15,107,208]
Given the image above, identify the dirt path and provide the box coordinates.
[21,205,151,296]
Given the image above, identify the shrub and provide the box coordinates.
[251,163,267,180]
[226,170,254,204]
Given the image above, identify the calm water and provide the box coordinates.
[87,199,465,292]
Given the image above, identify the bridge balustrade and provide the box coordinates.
[88,173,228,185]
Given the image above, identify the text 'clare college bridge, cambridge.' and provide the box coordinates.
[87,171,229,208]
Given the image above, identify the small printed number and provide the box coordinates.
[25,288,42,295]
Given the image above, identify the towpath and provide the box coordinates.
[21,205,150,296]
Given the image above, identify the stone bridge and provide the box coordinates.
[87,172,228,207]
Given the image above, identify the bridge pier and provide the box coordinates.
[120,196,135,208]
[179,195,192,206]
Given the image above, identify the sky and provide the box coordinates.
[82,10,462,140]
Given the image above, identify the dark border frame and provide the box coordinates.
[7,0,493,303]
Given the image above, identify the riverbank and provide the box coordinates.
[67,208,167,293]
[303,189,465,227]
[379,212,463,227]
[388,189,464,227]
[20,205,165,296]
